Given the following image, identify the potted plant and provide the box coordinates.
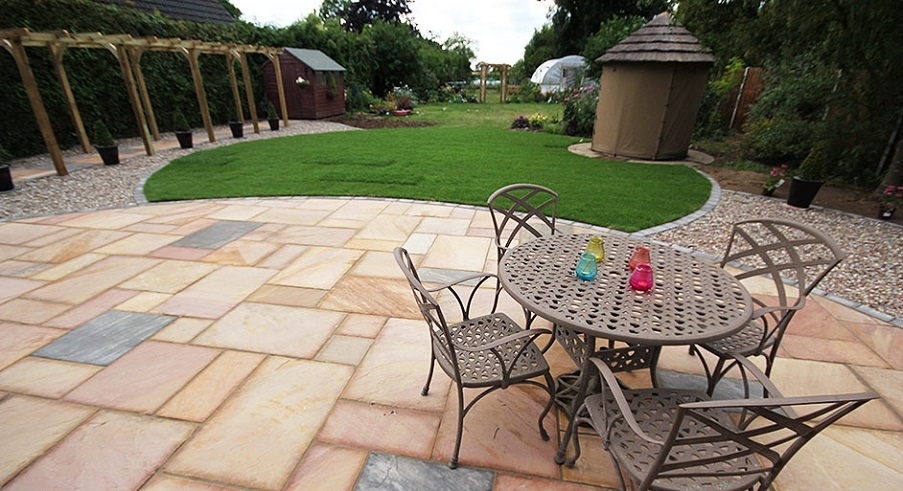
[878,185,902,220]
[0,144,13,192]
[761,164,788,196]
[172,108,192,149]
[266,101,280,131]
[787,144,827,208]
[228,106,243,139]
[93,120,119,165]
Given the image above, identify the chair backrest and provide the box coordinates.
[487,183,558,261]
[720,219,845,346]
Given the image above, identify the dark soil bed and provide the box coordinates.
[326,114,434,130]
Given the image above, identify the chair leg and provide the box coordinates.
[422,354,436,396]
[449,385,465,469]
[705,357,727,396]
[537,372,555,441]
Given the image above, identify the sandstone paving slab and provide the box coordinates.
[3,410,194,491]
[155,265,276,319]
[0,358,101,398]
[26,256,161,305]
[284,444,368,491]
[166,357,352,490]
[0,323,65,371]
[269,246,363,290]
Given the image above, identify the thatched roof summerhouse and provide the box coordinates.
[592,12,714,160]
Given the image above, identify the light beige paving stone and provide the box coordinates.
[316,335,372,365]
[26,256,161,305]
[402,233,436,254]
[116,292,170,312]
[0,298,71,324]
[328,199,389,221]
[0,223,65,245]
[317,400,440,461]
[0,358,101,398]
[166,357,352,490]
[119,260,218,294]
[404,203,455,217]
[4,410,193,491]
[851,365,903,417]
[335,313,386,338]
[343,238,401,251]
[0,396,95,486]
[320,276,419,318]
[0,323,65,371]
[158,350,264,422]
[247,284,327,308]
[283,444,368,491]
[18,227,82,248]
[254,207,332,225]
[255,244,308,269]
[270,247,363,290]
[355,214,422,241]
[350,250,406,279]
[201,240,280,266]
[206,204,269,221]
[54,210,151,230]
[43,288,139,329]
[421,235,492,272]
[415,217,472,235]
[0,244,29,261]
[94,233,178,255]
[269,225,357,247]
[151,317,213,343]
[142,474,245,490]
[0,277,45,304]
[29,253,106,281]
[155,266,276,319]
[194,303,342,358]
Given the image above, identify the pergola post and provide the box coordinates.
[2,34,68,176]
[479,63,488,103]
[111,44,154,155]
[227,56,245,127]
[129,46,161,141]
[269,52,289,126]
[48,42,90,154]
[184,48,216,143]
[236,51,259,133]
[499,64,509,103]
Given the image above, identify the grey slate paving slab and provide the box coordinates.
[354,452,493,491]
[34,310,177,365]
[170,220,263,249]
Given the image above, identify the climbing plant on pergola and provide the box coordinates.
[0,28,288,176]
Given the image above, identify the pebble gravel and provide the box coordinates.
[2,121,901,323]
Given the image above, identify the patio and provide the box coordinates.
[0,196,901,490]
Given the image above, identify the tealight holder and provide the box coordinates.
[629,263,654,292]
[575,252,598,281]
[628,246,650,270]
[586,236,605,263]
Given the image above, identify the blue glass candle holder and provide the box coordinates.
[575,252,598,281]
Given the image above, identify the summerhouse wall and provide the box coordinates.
[262,52,346,119]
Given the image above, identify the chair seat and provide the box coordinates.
[440,313,550,388]
[702,317,773,357]
[584,388,764,491]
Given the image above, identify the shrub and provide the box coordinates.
[93,120,114,146]
[172,108,189,132]
[561,85,599,137]
[511,116,530,130]
[266,102,278,119]
[528,113,548,129]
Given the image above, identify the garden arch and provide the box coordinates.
[477,62,510,103]
[0,28,286,176]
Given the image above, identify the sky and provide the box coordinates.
[230,0,553,65]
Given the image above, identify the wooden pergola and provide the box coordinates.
[0,28,288,176]
[476,62,510,103]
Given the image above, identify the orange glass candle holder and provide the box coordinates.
[628,246,650,270]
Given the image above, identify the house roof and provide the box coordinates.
[284,48,346,72]
[100,0,235,25]
[597,12,714,64]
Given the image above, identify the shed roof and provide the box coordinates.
[100,0,235,25]
[597,12,714,64]
[284,48,346,72]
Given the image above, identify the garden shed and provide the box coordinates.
[263,48,346,119]
[592,12,714,160]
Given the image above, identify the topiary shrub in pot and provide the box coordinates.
[0,144,13,191]
[267,102,280,131]
[93,120,119,165]
[172,108,193,149]
[787,142,827,208]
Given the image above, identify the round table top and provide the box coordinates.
[499,233,753,345]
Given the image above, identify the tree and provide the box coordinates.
[362,20,421,97]
[580,15,646,80]
[340,0,413,33]
[319,0,350,20]
[522,25,557,79]
[550,0,669,55]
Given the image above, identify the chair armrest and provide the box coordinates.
[424,272,497,293]
[426,272,499,319]
[729,353,786,399]
[680,392,878,410]
[588,357,664,446]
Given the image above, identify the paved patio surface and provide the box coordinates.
[0,196,901,490]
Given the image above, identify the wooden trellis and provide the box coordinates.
[477,62,510,103]
[0,28,287,176]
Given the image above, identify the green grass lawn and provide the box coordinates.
[144,115,710,232]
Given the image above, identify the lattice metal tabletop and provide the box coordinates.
[499,233,753,345]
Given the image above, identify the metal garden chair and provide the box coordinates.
[693,219,845,394]
[567,346,877,491]
[394,247,556,469]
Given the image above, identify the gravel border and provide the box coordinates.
[2,121,901,325]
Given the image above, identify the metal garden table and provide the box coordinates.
[497,233,753,464]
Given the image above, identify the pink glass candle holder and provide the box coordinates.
[629,263,654,292]
[628,246,650,270]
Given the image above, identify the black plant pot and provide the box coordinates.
[175,131,193,149]
[787,176,823,208]
[96,145,119,165]
[268,118,280,131]
[0,165,13,192]
[229,122,244,138]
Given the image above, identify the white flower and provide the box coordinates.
[295,77,309,87]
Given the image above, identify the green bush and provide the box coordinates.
[172,108,189,132]
[561,85,599,137]
[93,120,115,146]
[742,118,815,167]
[266,102,278,119]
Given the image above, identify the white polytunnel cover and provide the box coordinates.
[530,55,587,93]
